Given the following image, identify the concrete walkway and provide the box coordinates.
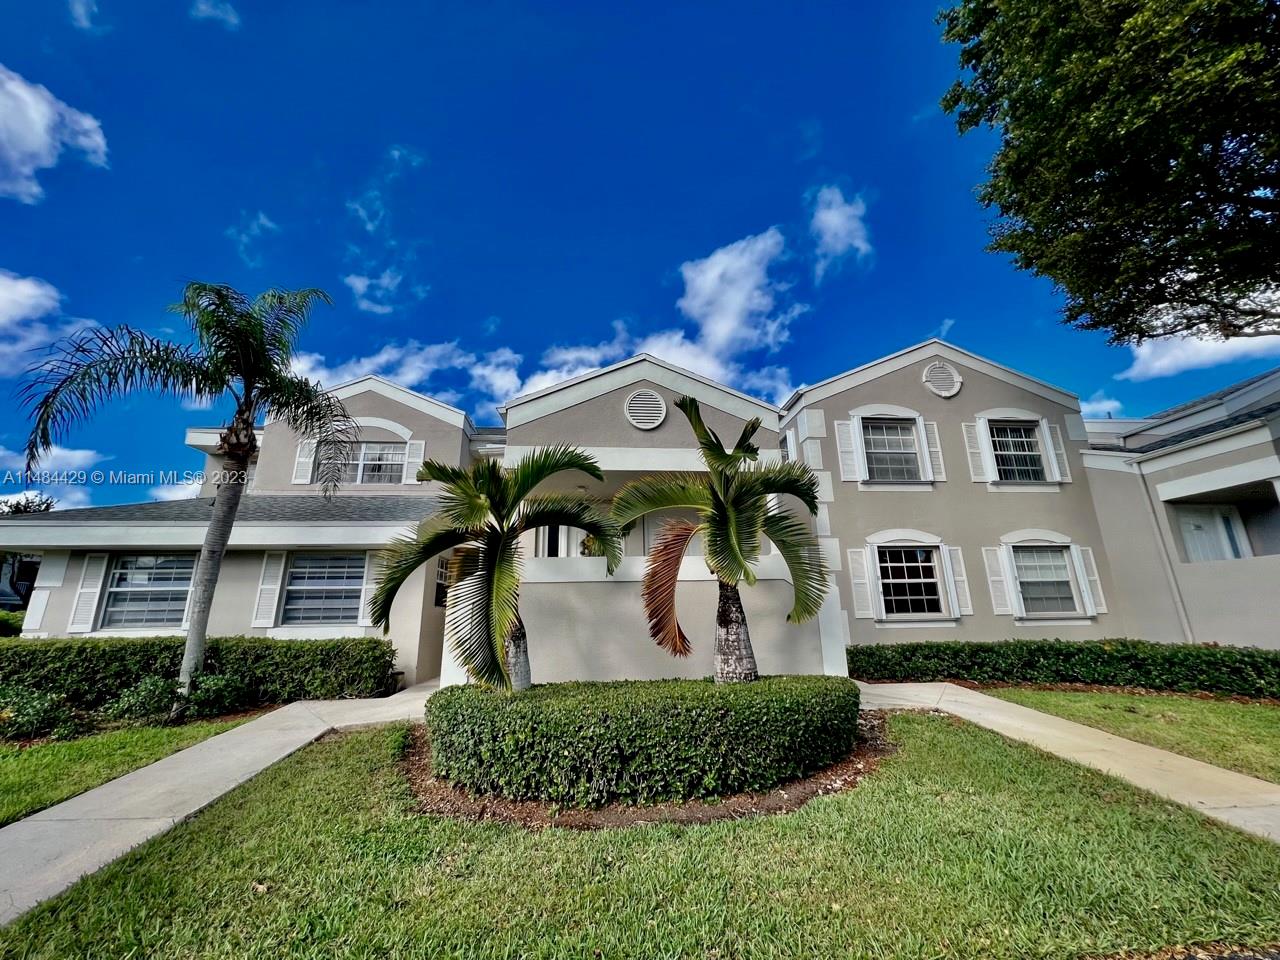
[0,681,437,926]
[859,681,1280,845]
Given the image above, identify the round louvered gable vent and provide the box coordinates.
[922,361,962,398]
[625,389,667,430]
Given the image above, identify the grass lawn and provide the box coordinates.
[990,688,1280,784]
[0,719,246,827]
[3,714,1280,959]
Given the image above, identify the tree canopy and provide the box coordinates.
[940,0,1280,343]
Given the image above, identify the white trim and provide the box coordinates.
[814,503,831,536]
[357,551,379,626]
[921,360,963,398]
[263,625,375,640]
[252,552,287,627]
[67,553,109,633]
[848,403,923,419]
[502,354,778,429]
[1013,618,1095,627]
[798,408,827,441]
[985,481,1061,493]
[1081,450,1139,473]
[866,528,942,545]
[23,590,49,631]
[0,522,418,550]
[801,437,823,469]
[872,618,960,629]
[781,340,1079,420]
[501,445,733,472]
[520,552,793,583]
[833,420,860,482]
[977,406,1045,421]
[291,440,316,485]
[857,482,935,492]
[1155,455,1280,501]
[326,375,472,432]
[401,440,425,484]
[1000,528,1071,544]
[817,537,842,571]
[351,416,412,440]
[624,389,668,430]
[32,551,68,587]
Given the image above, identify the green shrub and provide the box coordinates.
[103,675,176,723]
[846,639,1280,698]
[427,676,861,807]
[0,636,395,709]
[0,684,72,740]
[0,611,23,637]
[187,674,250,718]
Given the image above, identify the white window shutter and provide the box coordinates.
[923,421,946,481]
[291,440,316,484]
[963,422,991,482]
[834,421,861,482]
[912,415,934,482]
[67,553,109,633]
[846,547,874,618]
[401,440,425,484]
[784,428,797,463]
[252,552,287,627]
[358,552,381,626]
[181,556,200,629]
[850,416,868,482]
[1071,545,1107,615]
[982,546,1013,616]
[945,545,972,615]
[1047,424,1072,482]
[1038,418,1062,482]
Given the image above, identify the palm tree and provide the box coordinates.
[610,396,828,683]
[370,447,622,691]
[21,282,356,716]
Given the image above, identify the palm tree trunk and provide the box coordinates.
[170,453,249,719]
[505,615,532,692]
[714,579,758,683]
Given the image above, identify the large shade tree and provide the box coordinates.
[610,397,828,684]
[370,447,622,691]
[21,282,356,715]
[940,0,1280,344]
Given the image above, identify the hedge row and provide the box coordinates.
[847,639,1280,698]
[427,676,861,807]
[0,636,395,708]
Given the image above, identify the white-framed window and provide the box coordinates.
[846,531,972,623]
[833,407,945,485]
[989,421,1047,483]
[434,554,453,607]
[280,553,367,624]
[100,554,196,628]
[339,442,407,485]
[982,532,1106,619]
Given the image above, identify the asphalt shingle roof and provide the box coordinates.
[1130,401,1280,455]
[1146,368,1279,421]
[0,495,438,524]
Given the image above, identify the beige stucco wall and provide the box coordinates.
[506,378,779,452]
[790,354,1121,645]
[517,577,823,682]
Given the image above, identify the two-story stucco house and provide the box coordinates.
[2,340,1277,687]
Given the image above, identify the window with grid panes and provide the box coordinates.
[862,419,922,481]
[988,422,1047,482]
[1012,545,1077,614]
[875,546,944,616]
[280,553,366,624]
[338,442,406,484]
[100,554,195,628]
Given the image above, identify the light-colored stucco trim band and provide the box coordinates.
[0,522,417,550]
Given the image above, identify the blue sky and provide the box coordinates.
[3,1,1279,508]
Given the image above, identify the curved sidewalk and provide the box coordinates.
[0,682,437,926]
[858,681,1280,845]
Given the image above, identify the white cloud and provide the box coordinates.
[0,443,106,472]
[0,269,92,376]
[1080,390,1123,418]
[225,210,279,267]
[1116,336,1280,381]
[291,340,474,390]
[343,270,402,315]
[809,185,871,282]
[68,0,98,30]
[0,63,107,203]
[149,479,203,501]
[469,348,525,407]
[189,0,239,29]
[739,366,797,406]
[932,317,957,339]
[0,486,91,510]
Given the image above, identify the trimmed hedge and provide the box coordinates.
[0,611,23,637]
[0,636,395,709]
[427,676,861,807]
[847,639,1280,699]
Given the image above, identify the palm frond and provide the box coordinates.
[761,511,829,622]
[702,495,763,586]
[486,529,523,684]
[172,283,262,374]
[263,374,358,496]
[253,288,333,368]
[733,460,821,515]
[517,494,623,573]
[504,446,604,518]
[368,523,476,629]
[424,460,494,529]
[673,395,740,472]
[730,416,763,460]
[640,518,701,656]
[442,543,508,687]
[20,326,221,470]
[609,473,711,528]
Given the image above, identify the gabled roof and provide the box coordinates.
[780,339,1080,417]
[500,353,780,429]
[325,374,475,433]
[1145,367,1280,422]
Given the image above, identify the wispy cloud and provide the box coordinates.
[0,486,91,510]
[189,0,240,29]
[0,444,106,472]
[1080,390,1123,418]
[343,270,402,315]
[0,63,107,204]
[68,0,98,30]
[225,210,279,267]
[0,269,92,375]
[931,317,957,339]
[341,145,426,315]
[292,340,475,390]
[149,479,203,501]
[809,185,871,282]
[1116,336,1280,381]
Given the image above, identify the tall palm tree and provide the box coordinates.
[21,282,356,716]
[370,446,622,691]
[611,396,828,683]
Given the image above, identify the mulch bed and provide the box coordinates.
[401,710,895,830]
[1089,944,1280,959]
[939,680,1280,707]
